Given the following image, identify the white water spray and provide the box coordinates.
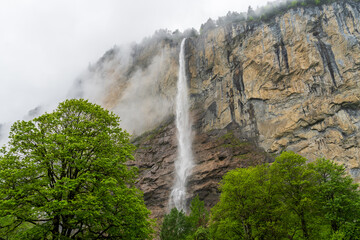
[169,38,194,212]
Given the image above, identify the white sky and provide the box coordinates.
[0,0,270,123]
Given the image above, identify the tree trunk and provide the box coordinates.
[52,215,60,238]
[300,211,309,239]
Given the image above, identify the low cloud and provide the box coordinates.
[73,43,177,135]
[113,51,175,135]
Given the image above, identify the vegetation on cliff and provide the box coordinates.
[0,99,153,239]
[257,0,360,22]
[199,0,360,33]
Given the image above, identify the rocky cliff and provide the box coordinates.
[80,1,360,219]
[196,1,360,179]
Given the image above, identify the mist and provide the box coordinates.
[113,51,175,135]
[73,41,177,135]
[0,0,273,145]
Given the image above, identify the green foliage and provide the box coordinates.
[160,208,192,240]
[311,158,360,239]
[200,18,216,35]
[216,11,246,26]
[270,151,320,239]
[208,0,356,31]
[192,227,209,240]
[0,99,154,239]
[249,0,353,24]
[210,164,284,240]
[188,196,209,230]
[291,1,299,7]
[209,151,360,240]
[161,196,210,240]
[248,16,254,21]
[247,6,256,21]
[219,131,250,149]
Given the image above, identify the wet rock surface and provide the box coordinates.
[131,115,271,219]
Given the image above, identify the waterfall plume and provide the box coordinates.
[168,38,194,213]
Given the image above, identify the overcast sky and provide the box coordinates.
[0,0,271,124]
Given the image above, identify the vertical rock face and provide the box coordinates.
[81,1,360,218]
[131,116,271,219]
[187,1,360,181]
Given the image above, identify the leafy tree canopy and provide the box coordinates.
[209,151,360,240]
[160,208,192,240]
[0,99,154,239]
[160,196,209,240]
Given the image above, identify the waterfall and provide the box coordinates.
[169,38,194,212]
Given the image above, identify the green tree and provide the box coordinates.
[160,208,192,240]
[0,99,153,239]
[191,227,209,240]
[209,164,284,240]
[208,151,360,239]
[247,6,255,20]
[187,196,209,240]
[270,151,320,239]
[188,195,209,231]
[312,158,360,239]
[160,196,209,240]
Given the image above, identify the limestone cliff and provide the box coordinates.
[187,1,360,181]
[80,1,360,219]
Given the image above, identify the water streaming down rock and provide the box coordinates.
[168,38,194,212]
